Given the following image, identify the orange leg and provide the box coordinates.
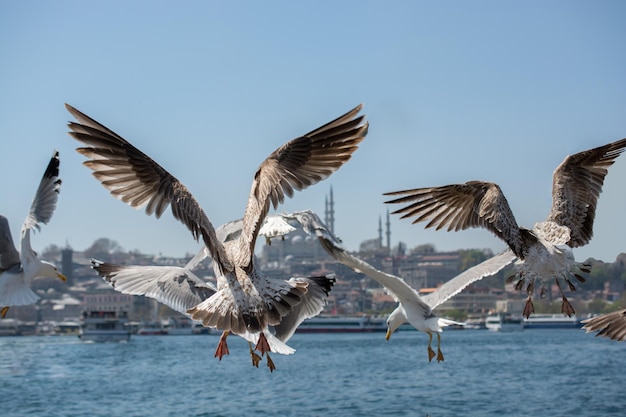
[427,333,436,362]
[436,333,444,363]
[214,331,230,360]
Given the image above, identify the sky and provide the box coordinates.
[1,1,625,262]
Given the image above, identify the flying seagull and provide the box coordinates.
[260,210,516,362]
[384,138,626,318]
[1,151,66,317]
[91,217,335,371]
[66,103,367,368]
[581,309,626,342]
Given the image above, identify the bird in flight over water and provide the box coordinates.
[1,151,66,318]
[384,138,626,318]
[66,103,367,370]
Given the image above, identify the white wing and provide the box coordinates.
[263,210,515,314]
[92,218,245,315]
[421,250,516,310]
[263,210,431,314]
[20,151,61,261]
[272,274,336,342]
[91,258,216,317]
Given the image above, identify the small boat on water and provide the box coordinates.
[0,319,21,336]
[137,321,168,335]
[163,317,213,335]
[485,313,524,332]
[79,310,131,342]
[464,316,487,330]
[296,316,386,333]
[523,314,581,329]
[55,320,81,335]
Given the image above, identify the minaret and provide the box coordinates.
[386,209,391,255]
[378,215,383,249]
[325,196,329,227]
[325,186,335,234]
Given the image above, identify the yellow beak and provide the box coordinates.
[57,272,68,282]
[385,328,392,341]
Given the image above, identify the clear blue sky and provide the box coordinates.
[1,1,625,261]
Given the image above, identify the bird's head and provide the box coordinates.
[37,260,67,282]
[385,306,407,341]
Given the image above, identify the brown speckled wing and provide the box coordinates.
[235,104,368,267]
[547,138,626,248]
[385,181,529,258]
[582,309,626,342]
[65,104,232,271]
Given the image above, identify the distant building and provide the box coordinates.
[83,292,133,315]
[61,245,74,284]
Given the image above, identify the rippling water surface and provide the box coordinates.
[1,329,623,416]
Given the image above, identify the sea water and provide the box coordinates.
[0,329,623,416]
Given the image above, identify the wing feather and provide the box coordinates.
[384,181,529,258]
[92,259,216,316]
[65,104,231,271]
[236,105,368,267]
[547,138,626,247]
[421,250,516,310]
[582,309,626,342]
[272,275,336,342]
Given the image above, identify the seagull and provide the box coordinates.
[0,151,66,318]
[91,217,336,371]
[66,103,367,368]
[260,210,516,362]
[582,309,626,342]
[384,138,626,318]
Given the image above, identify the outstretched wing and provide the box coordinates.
[262,210,430,314]
[92,257,217,317]
[273,274,336,342]
[65,104,231,271]
[384,181,530,259]
[582,309,626,342]
[421,250,516,310]
[20,151,62,260]
[235,105,368,268]
[547,138,626,248]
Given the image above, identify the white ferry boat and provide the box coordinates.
[137,321,168,335]
[0,318,21,336]
[485,313,524,332]
[523,314,581,329]
[296,316,386,333]
[162,318,217,335]
[79,310,131,342]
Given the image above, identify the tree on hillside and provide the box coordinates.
[84,238,125,262]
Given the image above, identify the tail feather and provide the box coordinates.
[437,318,464,327]
[243,330,296,355]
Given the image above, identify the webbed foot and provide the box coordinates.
[266,354,276,372]
[561,296,576,317]
[523,297,535,318]
[255,332,271,356]
[427,346,436,362]
[214,331,230,360]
